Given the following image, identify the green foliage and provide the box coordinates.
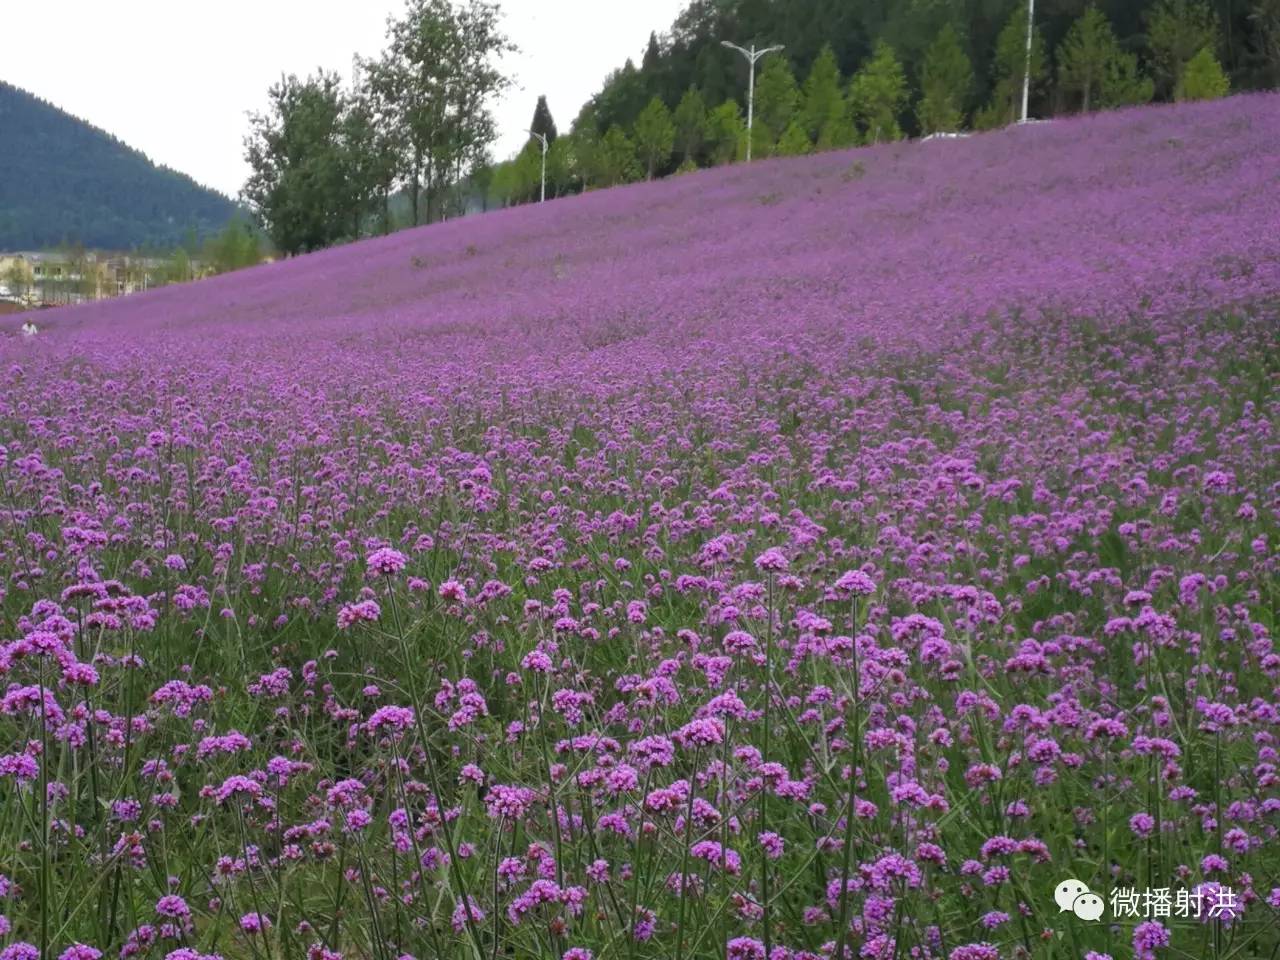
[849,41,908,144]
[203,218,264,274]
[917,24,973,135]
[633,97,676,179]
[705,100,746,165]
[673,87,708,163]
[643,30,662,73]
[800,45,846,144]
[1252,0,1280,87]
[752,56,800,155]
[378,0,513,225]
[487,156,519,206]
[530,95,558,143]
[546,137,574,197]
[0,81,234,250]
[468,157,495,212]
[1181,45,1231,98]
[568,122,603,191]
[596,126,640,185]
[151,246,194,287]
[574,0,1279,173]
[1148,0,1221,98]
[339,85,391,237]
[2,259,33,300]
[978,6,1047,128]
[1103,50,1158,107]
[242,70,357,255]
[776,119,813,156]
[352,59,405,235]
[511,142,543,203]
[1059,6,1154,112]
[225,0,1270,228]
[591,59,651,136]
[239,0,512,244]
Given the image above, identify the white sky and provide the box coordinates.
[3,0,688,199]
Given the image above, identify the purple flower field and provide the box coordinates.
[0,95,1278,960]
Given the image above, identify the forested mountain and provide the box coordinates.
[0,81,236,250]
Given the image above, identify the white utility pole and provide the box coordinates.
[526,129,548,202]
[720,40,784,162]
[1020,0,1035,123]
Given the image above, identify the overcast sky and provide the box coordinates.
[4,0,688,198]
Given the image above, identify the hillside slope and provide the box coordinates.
[0,96,1276,960]
[28,94,1279,359]
[0,81,236,250]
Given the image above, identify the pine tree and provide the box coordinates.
[633,97,675,179]
[1059,6,1154,112]
[642,31,662,74]
[777,119,813,156]
[673,87,707,164]
[916,25,972,135]
[1147,0,1221,99]
[978,6,1046,128]
[1180,46,1231,98]
[1058,6,1119,112]
[800,45,845,146]
[848,41,908,144]
[752,56,801,156]
[1100,49,1156,107]
[530,95,558,144]
[706,100,746,165]
[1252,0,1280,88]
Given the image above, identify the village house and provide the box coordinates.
[0,250,194,307]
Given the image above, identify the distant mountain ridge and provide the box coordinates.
[0,81,237,251]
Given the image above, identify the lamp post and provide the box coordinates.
[720,40,783,162]
[1020,0,1035,123]
[526,129,548,202]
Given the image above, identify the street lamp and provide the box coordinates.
[1020,0,1035,123]
[526,129,548,203]
[720,40,783,162]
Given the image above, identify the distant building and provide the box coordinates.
[0,250,199,307]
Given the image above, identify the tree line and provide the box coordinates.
[242,0,512,256]
[486,0,1270,206]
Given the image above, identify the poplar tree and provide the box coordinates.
[917,25,972,135]
[633,97,675,179]
[673,87,707,163]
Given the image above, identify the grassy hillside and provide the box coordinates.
[0,80,236,250]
